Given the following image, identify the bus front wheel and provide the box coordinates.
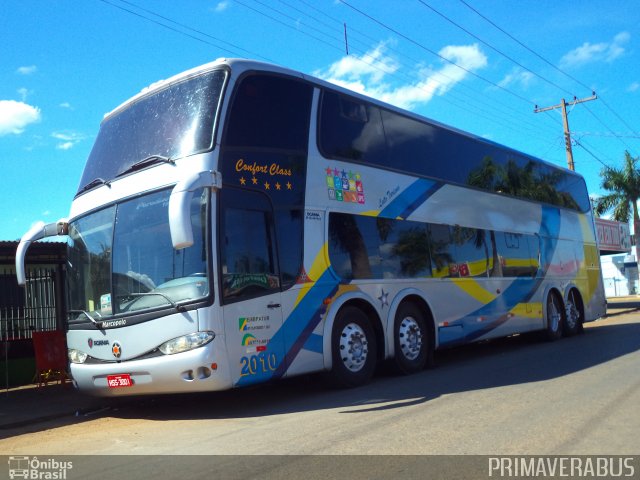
[393,303,429,374]
[330,306,377,388]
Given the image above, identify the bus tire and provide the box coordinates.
[545,291,564,341]
[393,303,429,374]
[330,306,377,388]
[563,289,583,336]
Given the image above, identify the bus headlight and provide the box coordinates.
[68,349,88,364]
[159,331,215,355]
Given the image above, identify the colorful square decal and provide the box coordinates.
[325,166,365,204]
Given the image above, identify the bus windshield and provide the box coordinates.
[66,188,210,323]
[77,69,227,195]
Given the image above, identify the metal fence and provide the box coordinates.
[0,267,58,341]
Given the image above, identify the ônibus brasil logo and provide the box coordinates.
[8,456,73,479]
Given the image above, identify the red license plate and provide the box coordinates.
[107,374,133,388]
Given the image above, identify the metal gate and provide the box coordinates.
[0,266,58,341]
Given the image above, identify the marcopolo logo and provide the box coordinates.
[8,456,73,479]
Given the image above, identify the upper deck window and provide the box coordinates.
[318,89,590,213]
[224,74,312,152]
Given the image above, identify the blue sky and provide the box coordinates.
[1,0,639,240]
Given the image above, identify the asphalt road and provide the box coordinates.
[1,308,639,477]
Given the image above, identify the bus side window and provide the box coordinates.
[427,224,456,278]
[452,227,489,278]
[492,231,538,277]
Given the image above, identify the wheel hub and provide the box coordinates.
[399,317,422,361]
[339,323,369,372]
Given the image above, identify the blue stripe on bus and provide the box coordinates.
[439,206,562,347]
[303,333,324,354]
[236,268,339,386]
[538,205,561,277]
[379,178,441,220]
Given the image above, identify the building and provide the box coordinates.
[0,240,67,386]
[595,218,636,297]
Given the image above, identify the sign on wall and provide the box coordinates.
[595,218,631,253]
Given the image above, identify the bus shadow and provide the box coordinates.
[106,317,640,421]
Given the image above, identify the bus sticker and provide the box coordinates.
[240,353,277,377]
[325,167,364,204]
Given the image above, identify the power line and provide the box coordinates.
[237,0,561,140]
[573,138,611,169]
[416,0,580,98]
[97,0,574,163]
[457,0,639,158]
[336,0,538,107]
[98,0,272,61]
[457,0,593,93]
[300,0,561,136]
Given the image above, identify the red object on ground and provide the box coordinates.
[32,330,70,387]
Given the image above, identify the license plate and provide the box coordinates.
[107,374,133,388]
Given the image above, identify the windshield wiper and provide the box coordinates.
[79,177,111,194]
[123,292,186,313]
[115,155,175,178]
[68,309,104,328]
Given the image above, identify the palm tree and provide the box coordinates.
[594,151,640,271]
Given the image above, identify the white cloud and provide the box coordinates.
[214,1,229,12]
[316,42,487,110]
[51,131,85,150]
[0,100,41,136]
[16,65,37,75]
[628,82,640,92]
[57,142,74,150]
[59,102,73,109]
[321,42,399,85]
[17,88,30,101]
[560,31,630,68]
[498,68,534,89]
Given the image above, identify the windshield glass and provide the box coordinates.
[67,188,210,322]
[77,69,226,194]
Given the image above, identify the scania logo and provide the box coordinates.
[88,338,109,348]
[112,342,122,358]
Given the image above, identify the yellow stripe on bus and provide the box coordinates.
[293,243,330,309]
[450,278,496,305]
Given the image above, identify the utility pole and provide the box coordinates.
[534,94,597,171]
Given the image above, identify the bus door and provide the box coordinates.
[219,188,284,386]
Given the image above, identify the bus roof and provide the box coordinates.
[102,57,582,180]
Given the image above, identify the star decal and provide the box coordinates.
[286,182,292,190]
[275,182,281,190]
[378,289,389,309]
[239,177,246,186]
[264,181,270,190]
[251,177,258,185]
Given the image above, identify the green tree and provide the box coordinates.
[594,151,640,270]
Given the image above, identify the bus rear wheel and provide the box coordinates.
[330,306,377,388]
[564,289,583,336]
[393,303,429,374]
[545,291,564,341]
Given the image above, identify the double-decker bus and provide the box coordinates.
[16,58,606,395]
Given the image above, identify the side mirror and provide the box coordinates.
[16,219,68,286]
[168,170,221,249]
